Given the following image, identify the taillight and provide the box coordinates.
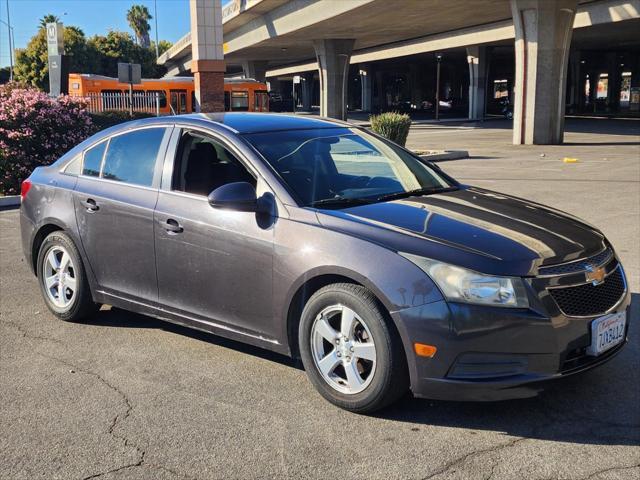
[20,179,32,200]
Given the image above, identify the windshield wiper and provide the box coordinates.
[375,186,458,203]
[311,197,373,209]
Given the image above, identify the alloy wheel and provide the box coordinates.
[310,305,377,394]
[42,245,77,309]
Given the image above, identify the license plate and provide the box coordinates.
[587,311,626,356]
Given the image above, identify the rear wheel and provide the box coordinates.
[36,231,99,322]
[299,283,408,413]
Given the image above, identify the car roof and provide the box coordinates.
[126,112,348,134]
[191,112,349,134]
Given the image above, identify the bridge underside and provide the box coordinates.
[159,0,640,144]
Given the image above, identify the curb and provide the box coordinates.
[418,150,469,162]
[0,196,21,208]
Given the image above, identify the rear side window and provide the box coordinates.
[101,128,166,187]
[83,141,107,177]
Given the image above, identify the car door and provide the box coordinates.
[153,128,275,337]
[73,126,172,304]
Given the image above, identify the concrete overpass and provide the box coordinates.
[159,0,640,144]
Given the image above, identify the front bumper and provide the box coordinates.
[392,293,631,402]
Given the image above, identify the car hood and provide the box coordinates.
[315,186,606,277]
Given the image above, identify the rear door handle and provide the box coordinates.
[161,218,183,234]
[82,198,99,212]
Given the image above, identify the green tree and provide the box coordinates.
[126,5,152,48]
[153,39,173,57]
[14,26,98,91]
[87,31,167,78]
[39,14,60,28]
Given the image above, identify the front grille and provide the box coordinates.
[538,248,612,276]
[549,266,625,317]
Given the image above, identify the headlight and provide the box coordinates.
[400,253,529,308]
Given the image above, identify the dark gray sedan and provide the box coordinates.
[20,113,630,412]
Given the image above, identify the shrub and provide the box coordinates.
[89,110,155,130]
[369,111,412,147]
[0,83,94,195]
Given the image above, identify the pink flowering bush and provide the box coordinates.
[0,84,94,195]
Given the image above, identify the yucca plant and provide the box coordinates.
[369,112,412,146]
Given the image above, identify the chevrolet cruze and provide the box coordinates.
[20,113,630,412]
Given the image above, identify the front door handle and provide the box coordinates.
[161,218,183,234]
[82,198,99,212]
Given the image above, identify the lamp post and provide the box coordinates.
[435,53,442,121]
[154,0,159,59]
[4,0,13,81]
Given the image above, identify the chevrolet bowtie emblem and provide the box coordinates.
[585,265,606,285]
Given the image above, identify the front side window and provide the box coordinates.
[101,128,166,186]
[172,131,255,196]
[82,141,107,177]
[244,127,454,207]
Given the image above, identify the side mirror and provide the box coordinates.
[208,182,259,212]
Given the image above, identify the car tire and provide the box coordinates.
[36,231,99,322]
[299,283,408,413]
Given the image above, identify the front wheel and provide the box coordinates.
[36,231,99,322]
[298,283,408,413]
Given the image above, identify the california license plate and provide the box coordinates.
[587,312,626,356]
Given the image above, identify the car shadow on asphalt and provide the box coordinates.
[84,305,302,369]
[82,294,638,447]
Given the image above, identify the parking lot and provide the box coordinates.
[1,119,638,480]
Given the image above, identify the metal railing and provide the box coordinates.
[77,92,163,115]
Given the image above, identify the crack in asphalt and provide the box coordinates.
[419,393,638,480]
[420,435,531,480]
[1,316,197,479]
[0,318,64,345]
[35,353,197,480]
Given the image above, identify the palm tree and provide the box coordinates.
[39,14,60,29]
[126,5,152,48]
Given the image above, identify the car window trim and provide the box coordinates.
[73,172,162,193]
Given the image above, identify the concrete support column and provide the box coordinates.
[190,0,225,112]
[568,52,581,112]
[409,63,422,107]
[242,60,268,83]
[587,67,598,113]
[510,0,577,144]
[466,46,488,121]
[375,70,385,112]
[359,64,372,112]
[313,39,355,120]
[301,72,314,111]
[606,53,621,113]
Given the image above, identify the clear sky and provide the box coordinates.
[0,0,232,68]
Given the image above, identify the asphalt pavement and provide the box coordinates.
[1,118,638,479]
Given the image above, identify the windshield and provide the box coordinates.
[244,127,456,208]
